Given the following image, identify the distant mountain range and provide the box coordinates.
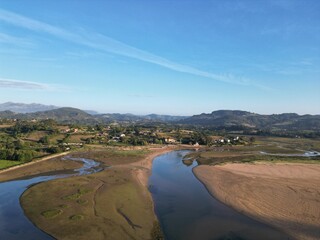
[0,102,187,124]
[0,108,96,124]
[0,102,98,115]
[0,103,319,131]
[179,110,320,131]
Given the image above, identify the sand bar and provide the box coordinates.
[194,163,320,240]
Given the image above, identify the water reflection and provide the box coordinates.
[149,150,293,240]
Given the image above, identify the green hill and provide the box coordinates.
[179,110,320,131]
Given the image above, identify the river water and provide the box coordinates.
[0,151,295,240]
[149,150,293,240]
[0,157,102,240]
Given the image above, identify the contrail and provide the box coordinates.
[0,8,269,90]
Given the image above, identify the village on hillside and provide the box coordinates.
[0,118,250,168]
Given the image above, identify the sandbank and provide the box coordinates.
[194,163,320,240]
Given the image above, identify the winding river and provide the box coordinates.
[0,151,297,240]
[0,157,102,240]
[149,150,292,240]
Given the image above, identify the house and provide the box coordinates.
[110,137,120,142]
[165,138,177,144]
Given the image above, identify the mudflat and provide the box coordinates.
[194,163,320,240]
[19,146,174,240]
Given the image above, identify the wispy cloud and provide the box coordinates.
[0,8,269,90]
[0,77,50,90]
[0,32,35,48]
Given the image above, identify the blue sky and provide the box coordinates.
[0,0,319,115]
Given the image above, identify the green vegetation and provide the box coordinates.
[179,110,320,138]
[0,160,22,170]
[62,188,91,200]
[1,113,319,180]
[41,209,63,219]
[69,214,84,221]
[1,114,319,172]
[62,193,81,200]
[186,136,320,166]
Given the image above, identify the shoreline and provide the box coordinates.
[0,152,83,183]
[193,162,320,240]
[0,152,70,174]
[191,166,292,239]
[130,146,176,187]
[9,146,181,239]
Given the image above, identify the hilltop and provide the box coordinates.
[0,104,319,133]
[179,110,320,131]
[0,104,187,124]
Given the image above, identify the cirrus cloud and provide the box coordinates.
[0,77,50,90]
[0,8,270,90]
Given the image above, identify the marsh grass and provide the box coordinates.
[78,188,91,194]
[69,214,84,220]
[62,188,91,200]
[21,148,161,239]
[186,136,320,166]
[62,193,81,200]
[41,209,62,219]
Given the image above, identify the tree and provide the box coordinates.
[39,136,50,145]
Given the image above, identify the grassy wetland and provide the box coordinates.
[20,146,172,240]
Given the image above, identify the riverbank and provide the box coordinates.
[194,162,320,240]
[19,146,176,240]
[0,152,82,182]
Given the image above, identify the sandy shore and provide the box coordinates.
[194,163,320,240]
[130,146,176,188]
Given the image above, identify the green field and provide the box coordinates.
[186,136,320,166]
[0,160,22,170]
